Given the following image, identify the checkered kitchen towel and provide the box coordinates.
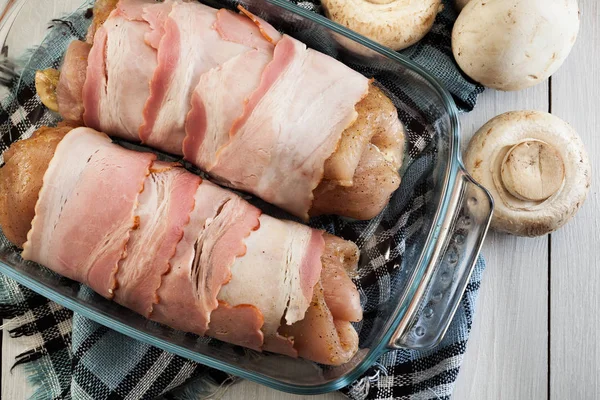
[0,0,485,399]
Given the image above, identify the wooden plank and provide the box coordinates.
[453,86,550,400]
[2,321,35,400]
[550,1,600,398]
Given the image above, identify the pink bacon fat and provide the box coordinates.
[82,5,157,141]
[113,162,200,317]
[216,213,324,356]
[217,6,282,49]
[183,49,271,171]
[152,179,263,340]
[207,34,369,220]
[140,3,275,154]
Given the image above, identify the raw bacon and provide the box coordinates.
[210,35,369,219]
[22,127,155,298]
[82,10,156,141]
[57,0,400,221]
[12,126,362,365]
[140,3,274,154]
[114,162,199,317]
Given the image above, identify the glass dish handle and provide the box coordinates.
[388,167,493,350]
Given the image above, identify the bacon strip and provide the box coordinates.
[18,126,360,364]
[82,9,156,141]
[114,162,200,317]
[140,2,251,154]
[22,127,155,298]
[211,35,369,219]
[183,49,271,171]
[217,214,323,354]
[151,180,261,337]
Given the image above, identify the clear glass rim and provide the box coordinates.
[0,0,465,394]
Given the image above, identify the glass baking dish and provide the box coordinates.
[0,0,493,395]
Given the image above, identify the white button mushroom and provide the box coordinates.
[464,111,591,237]
[452,0,580,91]
[321,0,443,51]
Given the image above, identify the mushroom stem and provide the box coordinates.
[464,110,591,237]
[500,139,565,202]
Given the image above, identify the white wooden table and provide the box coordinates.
[2,1,599,399]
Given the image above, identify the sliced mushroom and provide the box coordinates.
[464,111,591,237]
[35,68,60,112]
[321,0,443,51]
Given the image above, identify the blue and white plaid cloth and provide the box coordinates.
[0,1,485,399]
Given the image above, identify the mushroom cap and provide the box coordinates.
[321,0,442,51]
[452,0,580,91]
[464,111,591,237]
